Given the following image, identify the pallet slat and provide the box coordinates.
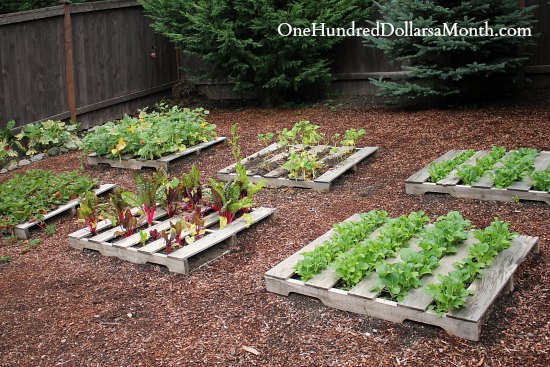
[87,137,226,171]
[507,151,550,192]
[437,151,489,186]
[316,147,378,183]
[405,150,463,184]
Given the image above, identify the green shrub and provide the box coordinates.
[140,0,372,105]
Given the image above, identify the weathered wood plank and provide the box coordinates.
[168,207,276,260]
[405,150,463,184]
[471,151,514,188]
[437,150,489,186]
[315,147,378,183]
[447,236,539,322]
[218,143,281,174]
[264,214,363,280]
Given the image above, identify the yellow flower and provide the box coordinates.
[139,118,145,124]
[111,137,127,155]
[128,125,137,133]
[201,122,206,129]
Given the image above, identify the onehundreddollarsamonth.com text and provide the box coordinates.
[277,21,533,38]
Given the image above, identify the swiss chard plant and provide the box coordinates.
[114,209,140,238]
[78,191,110,235]
[122,173,164,227]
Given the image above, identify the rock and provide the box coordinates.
[18,159,31,167]
[0,169,7,174]
[60,147,69,154]
[47,147,60,156]
[30,153,45,162]
[65,141,79,151]
[7,161,18,171]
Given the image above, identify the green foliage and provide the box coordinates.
[81,107,217,160]
[294,210,390,281]
[20,238,41,254]
[78,191,110,234]
[490,148,538,188]
[140,0,372,104]
[258,132,274,147]
[282,150,324,180]
[122,173,165,226]
[0,255,11,264]
[364,0,537,101]
[333,211,430,289]
[0,120,25,165]
[276,121,325,147]
[44,224,56,237]
[16,120,81,155]
[428,150,475,182]
[371,211,471,301]
[340,128,366,148]
[0,169,95,234]
[530,167,550,191]
[456,146,506,185]
[427,219,516,315]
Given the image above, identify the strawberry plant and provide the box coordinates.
[428,149,475,182]
[530,167,550,191]
[81,107,218,160]
[456,145,506,185]
[0,169,96,234]
[490,148,538,188]
[294,210,389,281]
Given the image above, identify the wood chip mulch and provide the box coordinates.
[0,103,548,366]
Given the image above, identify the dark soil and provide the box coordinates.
[0,101,549,366]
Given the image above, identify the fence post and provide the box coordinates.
[61,0,77,121]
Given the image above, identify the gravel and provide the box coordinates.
[0,103,548,366]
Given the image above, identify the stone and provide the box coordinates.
[30,153,45,162]
[60,147,69,154]
[65,141,79,151]
[18,159,31,167]
[47,147,60,156]
[7,161,18,171]
[0,169,7,174]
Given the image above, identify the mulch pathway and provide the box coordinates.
[0,103,548,366]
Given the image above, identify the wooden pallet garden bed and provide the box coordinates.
[264,213,539,341]
[69,207,276,274]
[14,183,116,240]
[87,137,226,171]
[217,143,378,191]
[406,149,550,204]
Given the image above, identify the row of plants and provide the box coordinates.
[78,125,265,254]
[429,147,549,191]
[293,210,516,314]
[256,120,366,180]
[81,104,218,161]
[1,120,81,168]
[0,169,96,234]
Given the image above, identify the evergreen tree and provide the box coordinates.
[364,0,537,101]
[140,0,372,105]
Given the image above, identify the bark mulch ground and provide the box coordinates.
[0,103,548,366]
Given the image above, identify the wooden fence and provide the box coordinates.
[0,0,177,130]
[0,1,549,130]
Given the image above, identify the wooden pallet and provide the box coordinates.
[406,150,550,204]
[264,214,539,341]
[87,137,226,171]
[69,207,276,274]
[217,143,378,191]
[14,183,116,240]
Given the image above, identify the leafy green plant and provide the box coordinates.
[81,107,217,160]
[1,120,25,165]
[340,128,366,148]
[20,238,41,254]
[16,120,81,155]
[428,150,476,182]
[0,169,96,234]
[139,230,149,247]
[114,209,140,238]
[122,173,164,227]
[78,191,110,235]
[44,224,56,237]
[258,132,274,146]
[180,165,203,212]
[294,210,389,281]
[490,148,538,188]
[426,219,516,314]
[282,151,324,180]
[456,146,506,185]
[333,211,430,289]
[0,255,11,264]
[530,167,550,191]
